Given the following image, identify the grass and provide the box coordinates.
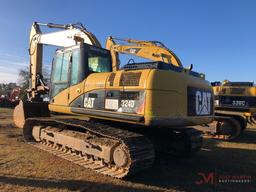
[0,107,255,192]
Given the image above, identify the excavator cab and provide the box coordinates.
[49,43,112,103]
[14,42,113,128]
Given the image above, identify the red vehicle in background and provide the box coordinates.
[0,87,21,107]
[8,87,21,105]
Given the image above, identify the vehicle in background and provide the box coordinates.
[0,87,21,107]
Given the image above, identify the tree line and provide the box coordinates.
[1,67,49,97]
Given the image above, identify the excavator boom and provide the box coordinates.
[106,36,183,71]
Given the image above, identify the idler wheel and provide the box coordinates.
[113,145,129,167]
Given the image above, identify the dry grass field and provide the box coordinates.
[0,107,255,192]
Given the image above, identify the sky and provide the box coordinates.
[0,0,255,84]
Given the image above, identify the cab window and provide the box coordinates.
[50,51,71,97]
[70,49,80,85]
[61,52,71,82]
[88,50,111,73]
[52,52,71,83]
[51,52,63,83]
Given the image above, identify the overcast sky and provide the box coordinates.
[0,0,255,84]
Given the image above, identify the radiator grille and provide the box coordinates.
[220,88,246,94]
[230,88,245,94]
[119,72,141,86]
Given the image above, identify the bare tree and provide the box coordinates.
[18,66,50,91]
[18,67,30,91]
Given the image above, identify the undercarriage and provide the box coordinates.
[23,117,203,178]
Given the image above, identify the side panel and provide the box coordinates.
[70,89,145,115]
[69,70,150,124]
[144,70,214,126]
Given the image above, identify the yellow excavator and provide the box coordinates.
[212,80,256,130]
[14,22,217,178]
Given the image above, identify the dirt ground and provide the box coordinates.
[0,108,255,192]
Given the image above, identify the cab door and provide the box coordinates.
[50,50,71,106]
[68,48,86,107]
